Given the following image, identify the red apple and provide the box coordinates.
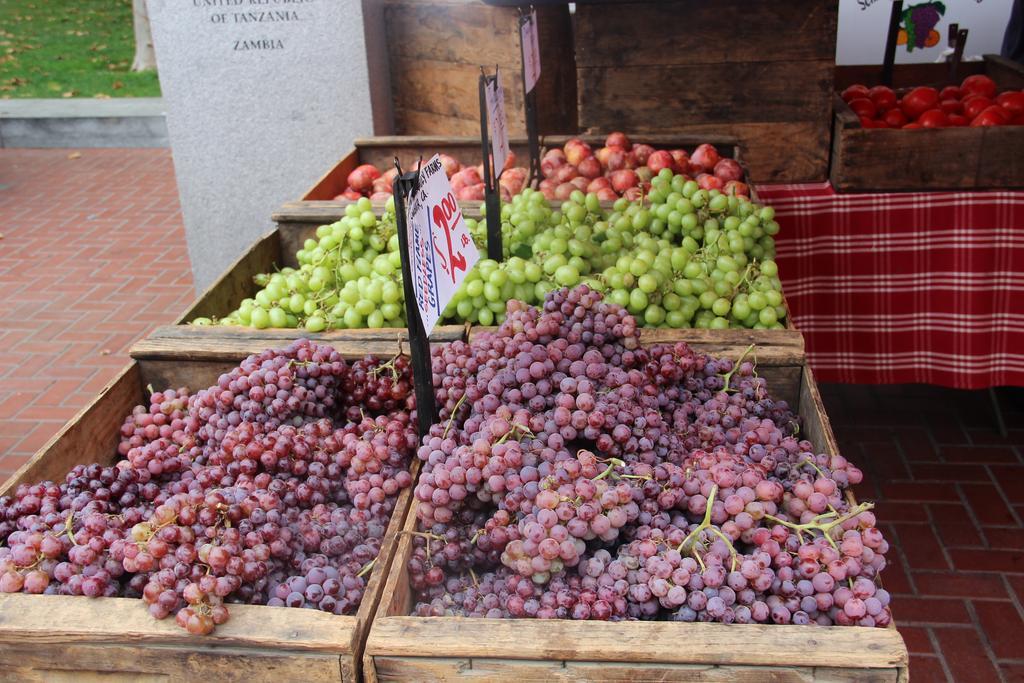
[456,183,485,201]
[622,187,644,201]
[647,150,677,173]
[605,149,627,172]
[541,149,566,178]
[555,164,579,183]
[570,176,590,191]
[564,138,593,166]
[577,156,602,179]
[346,164,381,193]
[371,176,392,194]
[696,173,723,190]
[438,154,461,178]
[595,146,616,166]
[336,188,362,201]
[631,143,655,165]
[669,149,690,170]
[369,191,392,201]
[609,169,638,193]
[596,187,619,201]
[723,180,750,197]
[605,131,631,150]
[690,144,720,172]
[587,176,612,193]
[540,186,556,200]
[713,158,743,183]
[554,182,576,200]
[623,150,639,169]
[635,166,653,184]
[538,178,556,192]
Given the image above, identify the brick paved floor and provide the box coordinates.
[1,147,1022,682]
[825,383,1024,683]
[0,148,193,478]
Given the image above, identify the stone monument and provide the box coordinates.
[148,0,373,291]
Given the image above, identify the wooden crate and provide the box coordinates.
[830,55,1024,192]
[363,348,908,682]
[157,221,467,343]
[573,0,838,184]
[382,0,576,137]
[0,356,417,683]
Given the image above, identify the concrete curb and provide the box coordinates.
[0,98,168,148]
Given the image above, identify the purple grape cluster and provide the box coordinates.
[0,340,416,635]
[409,285,892,626]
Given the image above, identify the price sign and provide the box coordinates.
[520,9,541,94]
[407,154,480,336]
[484,74,510,179]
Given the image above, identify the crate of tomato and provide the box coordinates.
[830,54,1024,191]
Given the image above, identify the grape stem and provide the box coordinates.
[762,502,874,546]
[357,558,376,578]
[676,484,738,571]
[721,343,756,392]
[593,458,626,481]
[799,457,829,480]
[442,392,468,440]
[65,509,78,546]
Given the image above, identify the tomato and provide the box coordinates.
[963,96,994,120]
[971,105,1010,126]
[868,85,897,112]
[947,114,969,127]
[917,109,947,128]
[996,91,1024,117]
[939,99,963,115]
[961,74,997,100]
[858,115,881,129]
[883,108,908,128]
[841,84,871,103]
[939,85,962,101]
[903,122,923,129]
[901,87,939,119]
[848,97,877,119]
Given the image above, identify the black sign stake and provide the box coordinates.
[881,0,904,87]
[479,67,504,262]
[392,160,439,437]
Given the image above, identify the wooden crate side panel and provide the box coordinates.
[395,108,483,137]
[384,2,521,66]
[984,53,1024,89]
[830,124,986,192]
[390,58,526,131]
[0,643,343,683]
[578,60,834,129]
[977,125,1024,188]
[353,136,532,169]
[1,364,141,494]
[574,0,838,67]
[371,657,900,682]
[799,365,841,459]
[302,149,360,201]
[366,616,907,669]
[179,230,282,324]
[132,327,466,364]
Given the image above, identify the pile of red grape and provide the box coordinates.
[410,285,890,626]
[0,340,416,634]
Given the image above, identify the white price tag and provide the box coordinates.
[484,74,510,178]
[520,10,541,94]
[407,154,480,336]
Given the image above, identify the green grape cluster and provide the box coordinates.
[193,173,787,332]
[201,197,407,332]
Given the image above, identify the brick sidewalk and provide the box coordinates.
[826,383,1024,683]
[0,147,1022,682]
[0,148,193,477]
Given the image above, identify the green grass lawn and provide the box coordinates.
[0,0,160,98]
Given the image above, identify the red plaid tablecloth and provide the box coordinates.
[756,182,1024,389]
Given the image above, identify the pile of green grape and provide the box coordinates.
[193,173,787,332]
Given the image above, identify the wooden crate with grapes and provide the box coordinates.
[362,295,907,682]
[0,340,421,682]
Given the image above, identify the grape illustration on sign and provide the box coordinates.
[407,155,481,336]
[898,1,946,51]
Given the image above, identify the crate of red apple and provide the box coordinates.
[830,54,1024,191]
[305,134,752,208]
